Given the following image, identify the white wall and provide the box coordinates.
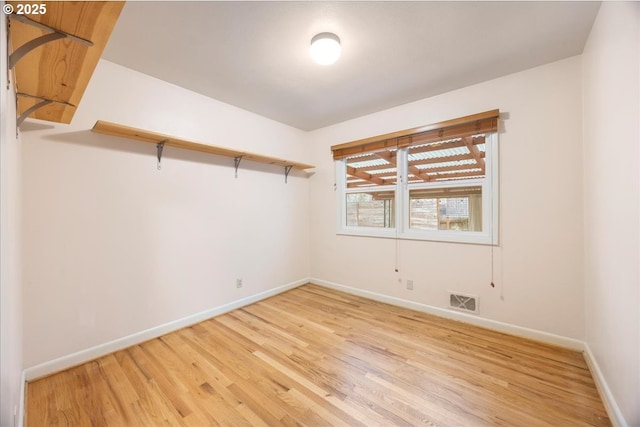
[582,2,640,425]
[21,60,311,368]
[0,8,23,427]
[309,56,585,340]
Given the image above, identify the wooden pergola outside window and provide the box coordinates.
[332,110,499,188]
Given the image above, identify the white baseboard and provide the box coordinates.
[583,344,628,427]
[23,278,309,381]
[310,278,585,351]
[17,370,25,427]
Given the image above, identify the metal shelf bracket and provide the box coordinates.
[156,141,166,170]
[233,156,242,178]
[284,165,293,183]
[8,14,94,69]
[15,93,74,128]
[16,99,52,127]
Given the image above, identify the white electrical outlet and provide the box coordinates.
[407,280,414,290]
[236,278,243,288]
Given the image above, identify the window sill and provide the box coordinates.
[337,227,496,245]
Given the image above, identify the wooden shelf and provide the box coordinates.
[8,1,124,124]
[92,120,315,172]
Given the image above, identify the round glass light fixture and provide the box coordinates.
[310,32,341,65]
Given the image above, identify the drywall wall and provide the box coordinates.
[0,12,23,427]
[309,56,585,339]
[21,60,311,368]
[583,2,640,425]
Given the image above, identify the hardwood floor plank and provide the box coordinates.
[113,348,186,426]
[143,338,235,427]
[26,284,612,426]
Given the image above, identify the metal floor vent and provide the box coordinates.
[449,292,479,314]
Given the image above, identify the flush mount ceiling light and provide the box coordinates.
[310,32,341,65]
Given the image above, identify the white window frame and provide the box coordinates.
[336,159,398,239]
[336,132,499,245]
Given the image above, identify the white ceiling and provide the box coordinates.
[102,1,600,131]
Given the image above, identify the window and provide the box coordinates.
[409,186,482,231]
[346,191,395,228]
[333,110,499,245]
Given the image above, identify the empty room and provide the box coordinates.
[1,1,638,426]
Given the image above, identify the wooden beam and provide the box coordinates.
[345,151,397,186]
[351,163,396,172]
[368,171,396,178]
[367,149,431,183]
[373,150,396,164]
[463,136,485,174]
[410,169,430,182]
[346,166,385,186]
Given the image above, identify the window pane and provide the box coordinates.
[346,191,395,228]
[345,150,397,188]
[407,136,486,182]
[409,186,482,231]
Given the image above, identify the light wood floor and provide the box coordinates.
[26,284,611,426]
